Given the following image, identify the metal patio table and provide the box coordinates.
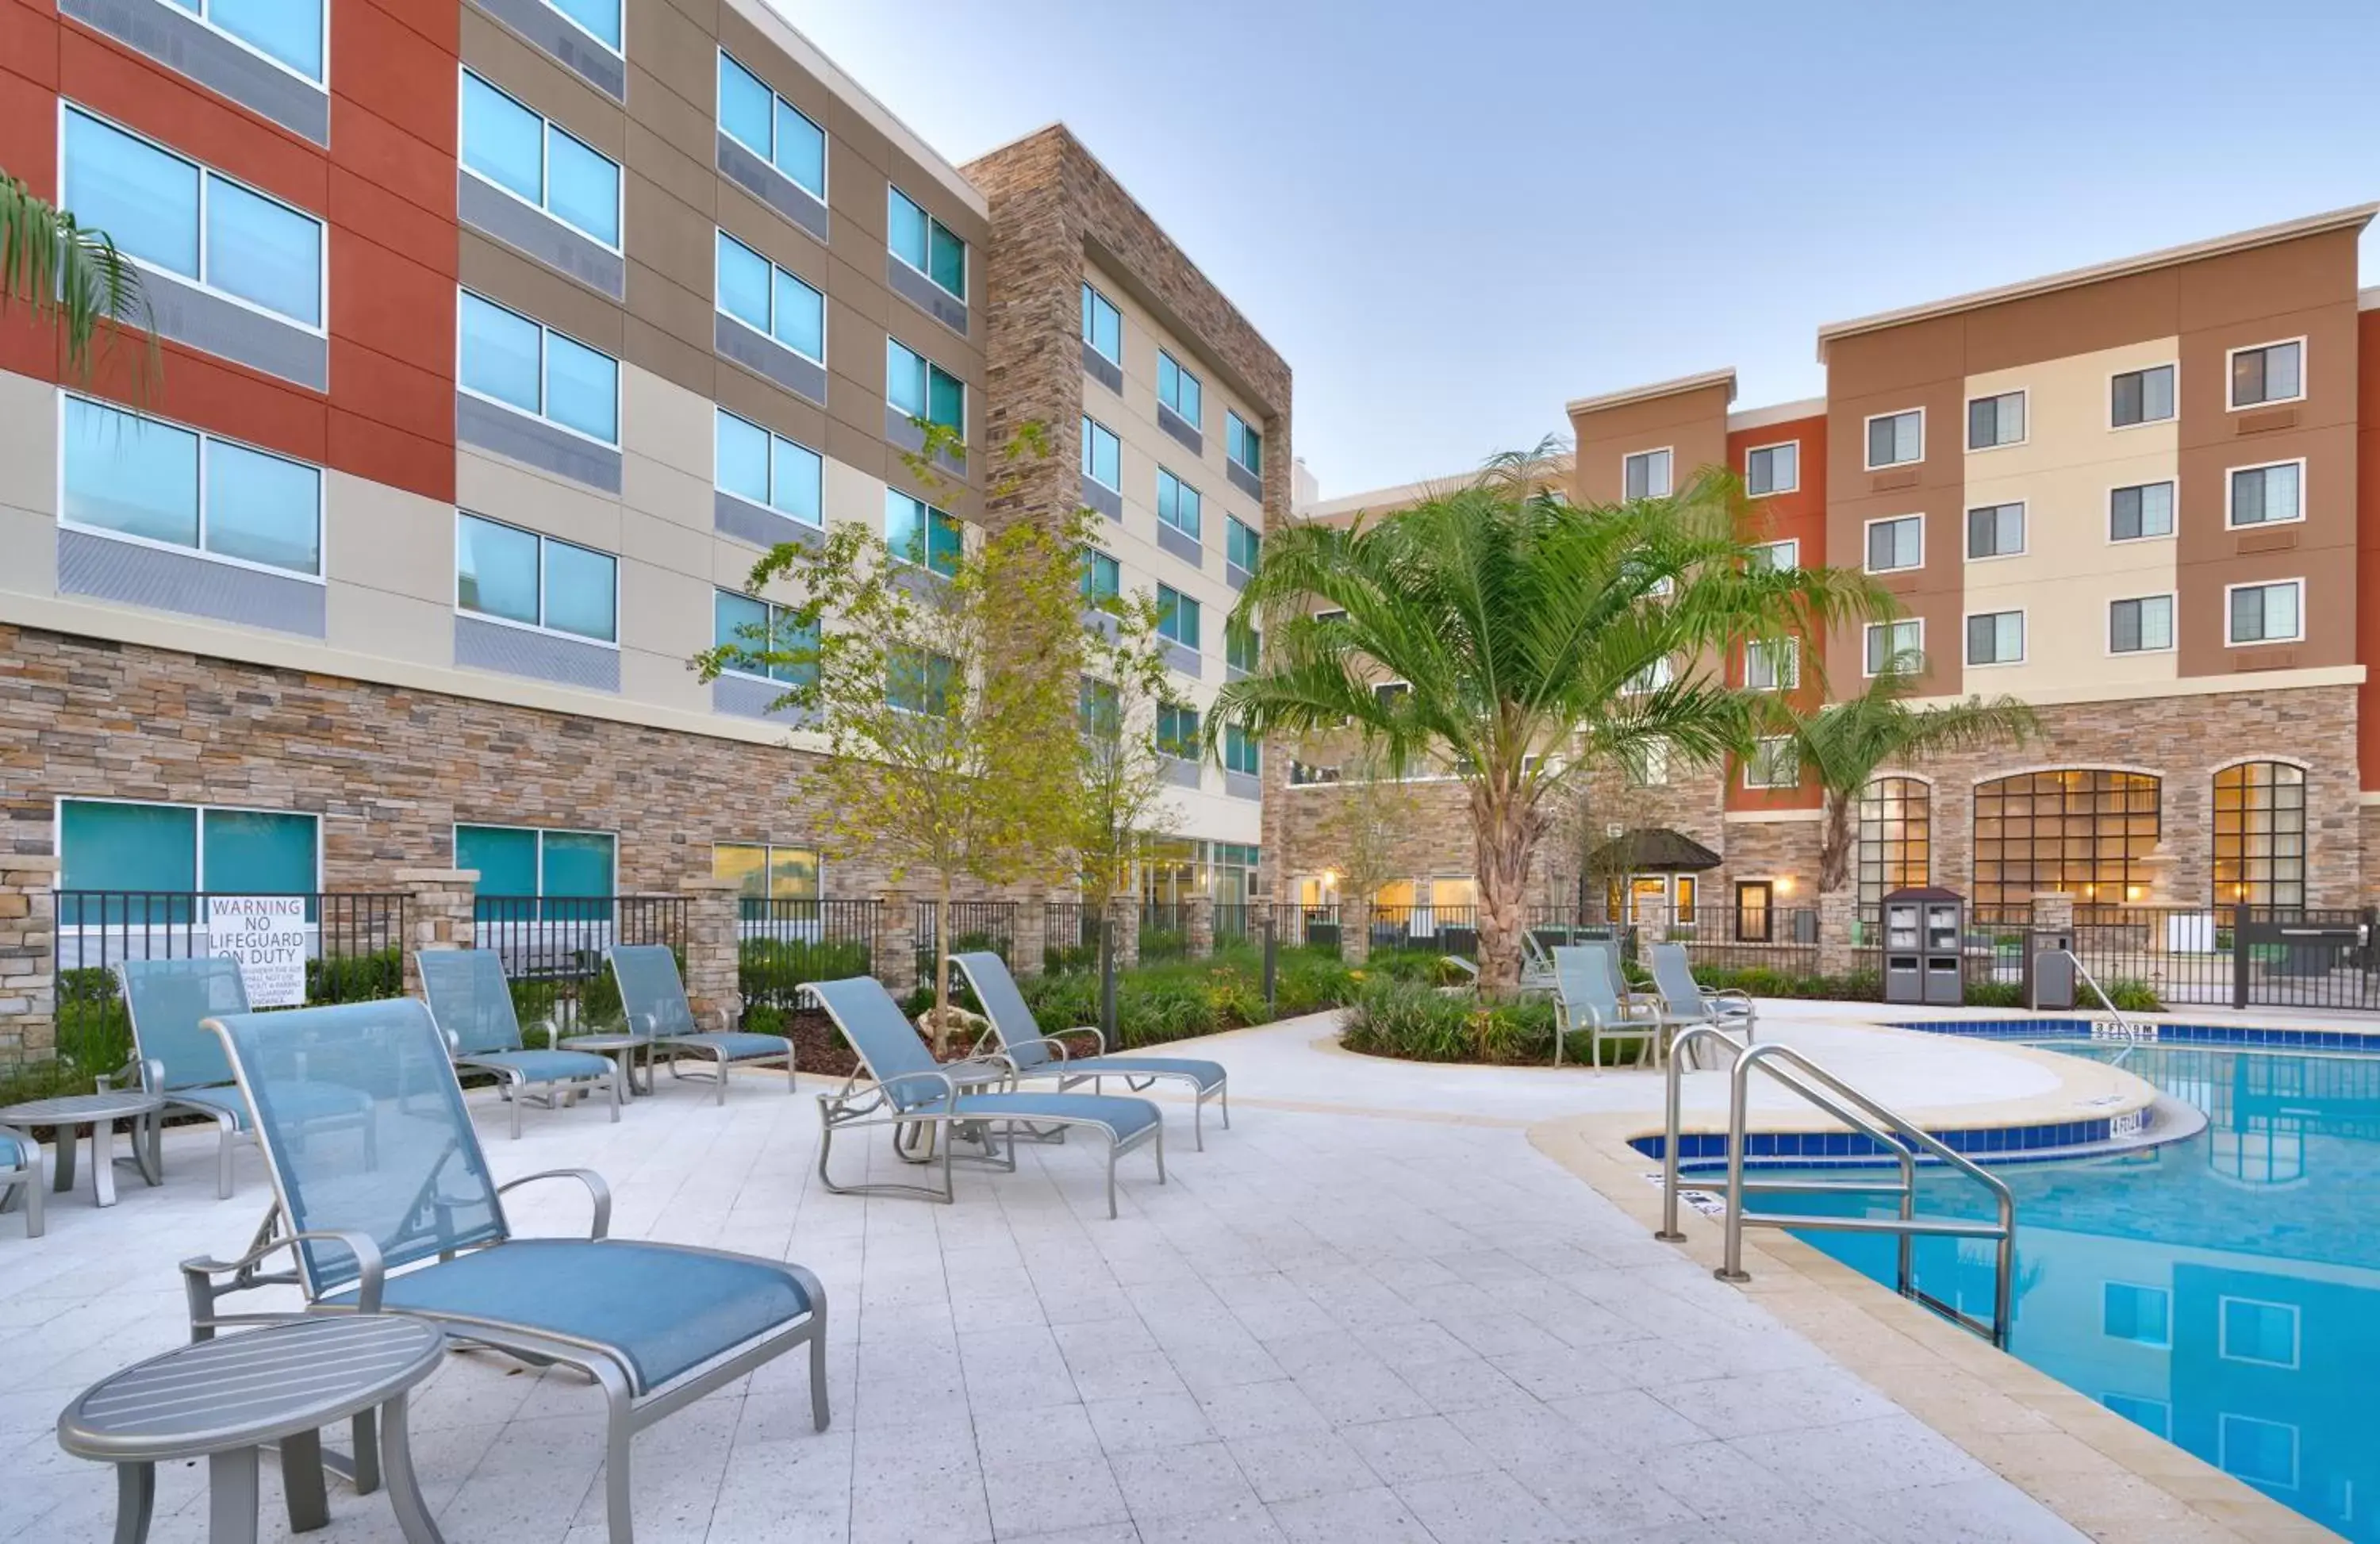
[0,1090,166,1207]
[58,1315,447,1543]
[566,1030,656,1096]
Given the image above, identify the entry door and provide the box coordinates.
[1735,881,1774,943]
[1630,875,1670,927]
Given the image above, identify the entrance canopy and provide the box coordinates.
[1587,828,1722,873]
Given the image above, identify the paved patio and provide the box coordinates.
[0,1011,2090,1543]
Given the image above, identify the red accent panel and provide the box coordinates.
[58,30,326,210]
[331,235,453,377]
[329,410,453,503]
[0,3,60,92]
[328,334,451,448]
[0,54,60,196]
[329,97,455,238]
[331,0,458,157]
[1722,413,1832,813]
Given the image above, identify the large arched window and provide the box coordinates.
[2213,762,2306,909]
[1971,770,2160,909]
[1856,777,1931,911]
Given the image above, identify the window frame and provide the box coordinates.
[1156,467,1203,540]
[712,588,817,686]
[60,102,328,336]
[886,182,965,304]
[1742,736,1799,791]
[541,0,624,57]
[716,48,826,201]
[1863,407,1925,470]
[454,820,619,900]
[2108,361,2178,429]
[1155,583,1200,649]
[2101,1281,2173,1350]
[2107,593,2176,657]
[453,509,620,647]
[887,336,965,436]
[885,490,964,578]
[1964,609,2027,668]
[455,287,621,447]
[1622,446,1674,501]
[457,67,623,253]
[2217,1414,2301,1492]
[1226,409,1263,477]
[1864,513,1925,574]
[2226,336,2307,411]
[2225,458,2307,531]
[56,392,327,582]
[1081,280,1123,367]
[1748,539,1798,573]
[171,0,329,84]
[1622,655,1675,697]
[2225,578,2305,647]
[1744,638,1798,693]
[1863,618,1925,678]
[713,406,823,527]
[714,229,826,365]
[1965,501,2027,562]
[56,794,324,899]
[1965,389,2028,452]
[2217,1296,2301,1369]
[712,841,823,905]
[1225,618,1261,673]
[1226,516,1261,573]
[1223,724,1261,776]
[2108,478,2178,543]
[1078,545,1122,604]
[1744,440,1799,496]
[1157,350,1203,425]
[1079,413,1121,491]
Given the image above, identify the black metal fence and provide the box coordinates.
[1212,902,1264,951]
[1138,901,1190,962]
[478,894,688,1035]
[1277,904,1342,953]
[1365,905,1480,960]
[1675,906,1821,975]
[51,890,409,1076]
[740,898,881,1010]
[914,900,1018,985]
[1042,903,1103,975]
[2071,905,2378,1011]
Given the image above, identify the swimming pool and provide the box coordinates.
[1767,1037,2380,1540]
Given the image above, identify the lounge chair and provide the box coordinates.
[0,1126,40,1238]
[418,949,620,1138]
[802,975,1165,1219]
[605,944,793,1104]
[1551,944,1691,1067]
[1649,942,1756,1039]
[113,957,372,1199]
[182,997,829,1544]
[946,951,1229,1150]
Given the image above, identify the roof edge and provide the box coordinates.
[1564,367,1737,418]
[1727,396,1829,433]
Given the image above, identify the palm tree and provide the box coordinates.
[1773,665,2037,894]
[1212,443,1885,996]
[1,173,155,382]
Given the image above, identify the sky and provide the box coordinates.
[771,0,2380,502]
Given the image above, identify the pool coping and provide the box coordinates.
[1528,1109,2344,1543]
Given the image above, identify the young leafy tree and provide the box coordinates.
[1073,574,1181,923]
[1212,442,1886,996]
[693,424,1085,1047]
[1311,746,1421,919]
[1,174,156,386]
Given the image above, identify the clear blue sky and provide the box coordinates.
[774,0,2380,500]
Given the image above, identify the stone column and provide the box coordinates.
[1341,897,1372,967]
[2029,891,2075,938]
[679,878,743,1031]
[1012,893,1047,979]
[877,889,918,996]
[1110,897,1140,971]
[396,868,478,999]
[0,855,59,1070]
[1186,897,1215,960]
[1817,887,1860,981]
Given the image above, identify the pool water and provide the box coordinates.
[1770,1039,2380,1540]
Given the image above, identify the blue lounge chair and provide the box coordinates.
[418,949,620,1138]
[1551,943,1687,1067]
[802,976,1164,1219]
[946,951,1229,1150]
[605,944,793,1104]
[114,957,371,1198]
[1649,942,1756,1040]
[181,997,829,1544]
[0,1125,40,1238]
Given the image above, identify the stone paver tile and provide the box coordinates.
[1728,1412,1993,1502]
[1395,1354,1537,1415]
[1267,1485,1437,1544]
[1107,1439,1261,1525]
[981,1454,1132,1539]
[1195,1379,1332,1441]
[1644,1364,1898,1439]
[1504,1452,1700,1537]
[1136,1501,1288,1543]
[1395,1470,1574,1544]
[1852,1477,2091,1542]
[1337,1413,1499,1486]
[1290,1358,1434,1426]
[1226,1430,1381,1504]
[1538,1386,1710,1457]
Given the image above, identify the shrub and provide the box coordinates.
[1963,980,2025,1008]
[1340,978,1579,1066]
[310,947,401,1003]
[2103,977,2164,1013]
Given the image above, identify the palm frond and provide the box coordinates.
[0,174,158,394]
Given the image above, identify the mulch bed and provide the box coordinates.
[777,1008,1100,1082]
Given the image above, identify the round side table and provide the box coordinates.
[0,1091,166,1207]
[566,1031,654,1096]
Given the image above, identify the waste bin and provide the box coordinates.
[2027,930,2076,1011]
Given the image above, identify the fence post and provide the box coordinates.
[1816,887,1857,981]
[1099,913,1119,1043]
[1186,897,1215,961]
[1012,897,1046,979]
[1111,897,1141,971]
[0,855,60,1070]
[2232,901,2251,1011]
[397,868,478,1000]
[1262,909,1278,1012]
[1341,897,1372,967]
[679,878,743,1031]
[877,889,918,997]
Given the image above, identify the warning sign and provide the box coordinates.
[206,896,310,1008]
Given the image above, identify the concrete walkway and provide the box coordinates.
[0,1010,2094,1542]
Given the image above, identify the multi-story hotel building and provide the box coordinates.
[1281,205,2377,934]
[0,0,1288,969]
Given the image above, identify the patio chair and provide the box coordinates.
[946,951,1229,1150]
[417,949,620,1139]
[1648,942,1756,1043]
[1551,944,1690,1068]
[113,957,373,1199]
[604,944,793,1104]
[0,1125,40,1238]
[802,975,1165,1219]
[181,997,829,1544]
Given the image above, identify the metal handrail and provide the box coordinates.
[2056,948,2143,1040]
[1654,1032,2019,1347]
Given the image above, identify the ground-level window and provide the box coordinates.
[1604,873,1695,927]
[1856,777,1931,912]
[1971,770,2159,910]
[2213,762,2306,909]
[458,824,616,920]
[713,843,821,919]
[59,799,319,923]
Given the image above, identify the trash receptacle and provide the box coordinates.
[2028,930,2076,1011]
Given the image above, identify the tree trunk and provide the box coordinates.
[1818,793,1854,893]
[931,886,952,1054]
[1470,783,1540,998]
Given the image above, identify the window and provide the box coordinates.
[1743,738,1798,790]
[461,71,619,248]
[2111,364,2175,427]
[2228,461,2303,528]
[456,824,615,911]
[1373,681,1411,709]
[1745,639,1797,691]
[2228,581,2302,646]
[1865,409,1923,468]
[2108,595,2174,655]
[1081,282,1122,365]
[1622,448,1672,500]
[63,107,321,328]
[1971,770,2160,908]
[885,491,962,578]
[714,409,821,526]
[2102,1282,2171,1347]
[1865,515,1923,572]
[2110,481,2175,541]
[1226,409,1263,476]
[1623,656,1674,696]
[1224,726,1260,776]
[1965,610,2025,666]
[886,647,958,716]
[1967,390,2025,449]
[713,590,816,686]
[716,230,824,363]
[887,185,965,302]
[1157,585,1200,650]
[717,52,823,198]
[1079,546,1120,603]
[1967,501,2025,559]
[2219,1415,2299,1492]
[888,338,964,435]
[2102,1396,2171,1441]
[2228,340,2304,409]
[713,843,820,915]
[1078,677,1121,738]
[60,799,317,905]
[1156,702,1200,758]
[1626,739,1670,787]
[1157,351,1202,424]
[1157,468,1202,540]
[1856,777,1930,910]
[455,513,616,643]
[166,0,324,79]
[2215,762,2307,908]
[1749,539,1797,572]
[1080,415,1120,490]
[1226,620,1260,673]
[62,396,321,576]
[2219,1297,2301,1369]
[1745,441,1798,496]
[544,0,620,52]
[1865,619,1924,676]
[1227,517,1261,574]
[459,290,617,443]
